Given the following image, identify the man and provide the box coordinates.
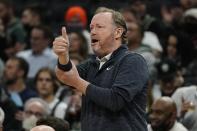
[3,57,37,106]
[53,8,149,131]
[152,58,184,101]
[36,116,70,131]
[21,4,44,49]
[30,125,55,131]
[148,97,188,131]
[22,98,50,131]
[0,0,26,60]
[2,57,37,131]
[17,25,57,78]
[35,67,67,119]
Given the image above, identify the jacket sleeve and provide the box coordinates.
[85,54,149,112]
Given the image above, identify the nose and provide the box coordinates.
[90,27,96,36]
[149,112,157,121]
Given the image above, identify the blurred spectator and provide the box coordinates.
[182,8,197,84]
[126,21,156,76]
[2,56,37,107]
[121,6,163,57]
[120,7,138,24]
[184,59,197,85]
[65,92,81,131]
[0,18,6,62]
[172,85,197,131]
[148,96,188,131]
[70,53,84,65]
[35,67,67,119]
[30,125,55,131]
[152,58,184,100]
[0,82,21,131]
[129,0,164,38]
[161,1,183,27]
[0,107,4,131]
[1,56,37,130]
[65,6,87,33]
[36,116,70,131]
[22,98,50,131]
[64,6,92,54]
[21,4,44,49]
[0,0,26,60]
[180,0,197,10]
[142,31,163,58]
[68,31,89,60]
[17,25,57,78]
[162,32,181,65]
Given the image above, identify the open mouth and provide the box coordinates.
[91,39,99,44]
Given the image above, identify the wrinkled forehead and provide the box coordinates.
[90,12,113,25]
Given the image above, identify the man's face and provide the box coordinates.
[23,102,45,130]
[90,12,117,57]
[24,102,45,119]
[4,59,19,84]
[68,32,82,53]
[30,28,48,53]
[36,71,54,97]
[126,22,141,44]
[149,100,172,131]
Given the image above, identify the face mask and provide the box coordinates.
[22,115,38,130]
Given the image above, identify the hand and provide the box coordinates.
[55,62,89,94]
[180,97,195,117]
[53,27,70,64]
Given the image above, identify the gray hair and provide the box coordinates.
[95,7,128,44]
[24,98,50,116]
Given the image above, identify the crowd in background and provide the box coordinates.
[0,0,196,130]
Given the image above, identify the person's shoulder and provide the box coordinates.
[172,121,188,131]
[125,51,147,64]
[174,85,196,94]
[17,50,31,58]
[57,101,68,109]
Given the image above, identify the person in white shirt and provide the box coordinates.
[17,25,57,78]
[148,96,188,131]
[172,85,197,131]
[35,67,67,119]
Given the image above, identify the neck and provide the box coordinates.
[41,94,55,103]
[7,79,25,92]
[106,40,122,55]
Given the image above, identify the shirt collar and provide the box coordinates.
[96,53,112,63]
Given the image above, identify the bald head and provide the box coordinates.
[30,125,55,131]
[149,97,177,130]
[155,96,177,113]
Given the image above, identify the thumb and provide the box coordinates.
[62,26,68,40]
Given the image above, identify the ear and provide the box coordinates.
[114,28,124,40]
